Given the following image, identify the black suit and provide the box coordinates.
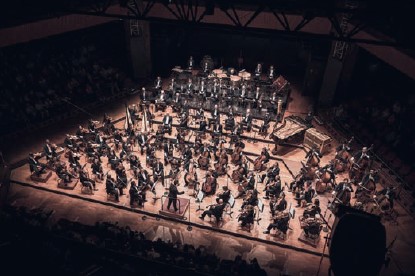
[167,184,184,211]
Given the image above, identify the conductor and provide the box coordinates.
[167,180,184,212]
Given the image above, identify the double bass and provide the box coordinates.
[184,165,198,188]
[333,137,354,172]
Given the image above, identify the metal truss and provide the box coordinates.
[6,0,411,49]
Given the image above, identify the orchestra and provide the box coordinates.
[25,59,399,248]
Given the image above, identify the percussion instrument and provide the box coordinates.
[230,75,241,86]
[213,69,225,76]
[217,73,228,79]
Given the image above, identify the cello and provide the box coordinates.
[231,146,243,165]
[202,172,216,195]
[184,165,198,188]
[198,145,211,170]
[214,149,228,176]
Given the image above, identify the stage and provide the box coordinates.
[6,85,415,276]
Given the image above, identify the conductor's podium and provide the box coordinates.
[159,196,190,220]
[30,171,52,183]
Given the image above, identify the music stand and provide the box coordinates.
[151,182,159,203]
[225,193,236,218]
[289,203,296,219]
[254,198,264,225]
[195,190,205,212]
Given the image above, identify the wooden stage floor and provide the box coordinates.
[7,89,415,275]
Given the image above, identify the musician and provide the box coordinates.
[225,113,235,132]
[210,104,220,126]
[183,145,193,172]
[88,119,98,134]
[334,178,353,206]
[216,186,231,204]
[238,205,255,227]
[129,181,145,207]
[213,119,223,136]
[116,165,128,195]
[141,87,147,102]
[377,186,396,209]
[268,65,275,80]
[43,139,57,161]
[254,63,262,78]
[186,78,193,97]
[241,189,258,210]
[263,210,290,235]
[289,173,306,192]
[56,162,74,183]
[199,117,208,132]
[259,112,271,134]
[240,84,247,98]
[162,114,173,134]
[262,147,272,163]
[137,132,148,155]
[120,140,132,160]
[91,158,104,181]
[303,198,321,218]
[188,56,194,70]
[107,149,120,170]
[95,133,110,154]
[105,175,119,201]
[153,159,164,185]
[235,171,255,199]
[172,92,181,112]
[350,146,371,168]
[138,167,153,190]
[113,130,123,150]
[129,154,141,173]
[85,141,98,160]
[169,78,176,93]
[270,193,287,217]
[199,79,206,97]
[336,139,351,157]
[179,111,188,128]
[241,109,252,131]
[155,76,162,90]
[167,180,185,212]
[305,146,322,166]
[163,140,173,165]
[102,112,113,128]
[79,169,97,191]
[155,90,167,112]
[199,199,227,222]
[254,87,261,101]
[263,175,282,199]
[318,162,336,186]
[64,134,79,152]
[259,162,280,184]
[76,125,87,140]
[68,150,81,172]
[355,169,378,197]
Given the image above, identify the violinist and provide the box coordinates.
[235,171,255,199]
[56,162,74,183]
[259,162,280,184]
[153,159,164,185]
[303,198,321,218]
[225,113,235,131]
[129,154,141,177]
[241,189,258,210]
[138,167,153,191]
[199,199,227,222]
[238,204,255,227]
[43,139,58,162]
[137,132,148,155]
[263,175,282,199]
[120,140,132,160]
[254,147,270,172]
[76,125,87,141]
[129,181,145,207]
[88,119,99,134]
[106,175,120,201]
[68,150,81,173]
[270,193,287,216]
[29,152,47,176]
[113,130,123,150]
[95,133,110,154]
[179,111,188,128]
[107,149,121,170]
[202,171,217,196]
[91,158,104,181]
[216,186,231,204]
[64,134,79,152]
[263,210,290,235]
